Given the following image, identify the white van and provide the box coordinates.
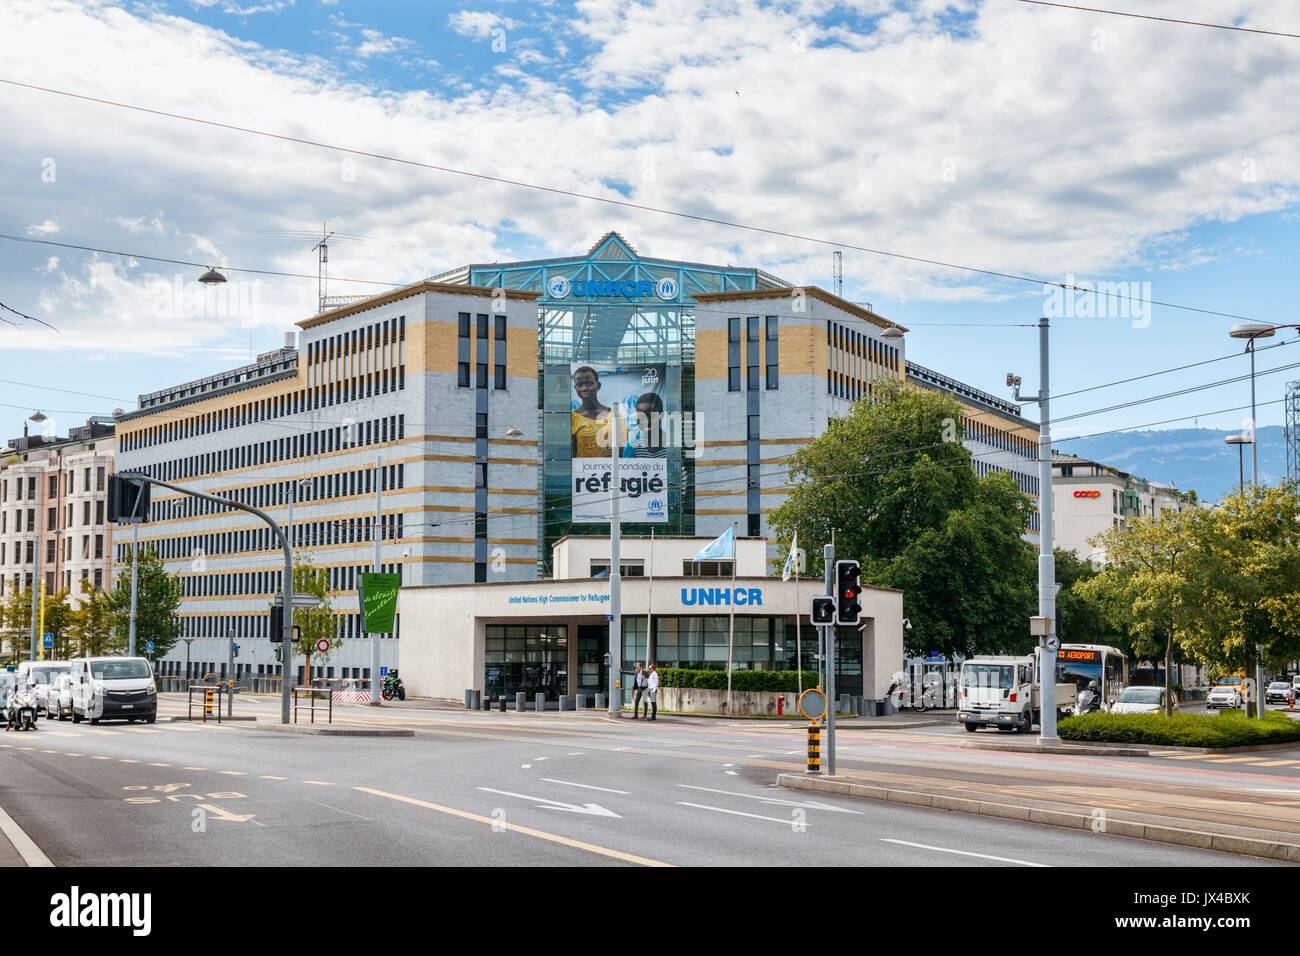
[17,661,73,716]
[68,657,158,724]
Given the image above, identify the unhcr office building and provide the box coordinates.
[113,231,1033,699]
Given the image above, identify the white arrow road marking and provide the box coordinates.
[477,787,622,818]
[677,784,863,814]
[197,803,263,826]
[676,802,803,825]
[540,778,630,795]
[880,839,1047,867]
[724,771,738,776]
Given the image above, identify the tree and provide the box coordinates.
[1,586,33,663]
[1078,507,1211,715]
[69,589,115,658]
[105,545,183,661]
[770,377,1038,659]
[42,589,75,659]
[1053,549,1120,648]
[278,551,336,685]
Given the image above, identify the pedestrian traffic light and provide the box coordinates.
[269,605,283,643]
[834,560,862,626]
[231,643,240,658]
[810,595,835,625]
[107,474,150,524]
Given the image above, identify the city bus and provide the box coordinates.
[1057,644,1128,711]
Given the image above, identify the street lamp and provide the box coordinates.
[880,326,904,341]
[183,638,195,683]
[1224,434,1253,494]
[1229,324,1276,487]
[505,426,523,438]
[198,267,227,285]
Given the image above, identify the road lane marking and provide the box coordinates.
[65,753,82,757]
[303,780,335,786]
[539,778,630,795]
[149,762,172,767]
[42,731,80,738]
[0,802,54,867]
[567,752,585,756]
[303,798,371,820]
[521,764,532,769]
[1165,754,1214,759]
[40,750,57,754]
[677,784,863,814]
[880,838,1048,866]
[724,771,738,776]
[91,756,110,760]
[219,771,248,776]
[182,766,207,771]
[119,759,140,764]
[1249,760,1300,767]
[354,787,670,866]
[81,729,120,735]
[676,801,800,825]
[478,787,621,817]
[1208,756,1272,763]
[260,775,287,780]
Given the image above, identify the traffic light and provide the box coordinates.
[834,560,862,626]
[107,475,150,524]
[231,643,240,658]
[269,605,283,643]
[810,595,835,625]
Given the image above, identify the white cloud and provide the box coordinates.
[0,0,1298,369]
[447,10,514,39]
[40,256,59,275]
[26,220,59,236]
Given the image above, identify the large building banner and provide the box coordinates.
[570,362,668,523]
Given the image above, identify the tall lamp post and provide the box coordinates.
[1224,434,1252,494]
[1229,323,1300,719]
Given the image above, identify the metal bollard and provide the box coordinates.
[558,695,569,712]
[807,723,822,774]
[464,689,476,710]
[480,695,491,711]
[575,693,588,710]
[497,695,506,712]
[595,692,606,710]
[516,691,527,713]
[839,694,850,715]
[535,692,546,713]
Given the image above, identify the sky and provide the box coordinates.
[2,0,1300,478]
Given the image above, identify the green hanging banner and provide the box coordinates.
[359,572,401,634]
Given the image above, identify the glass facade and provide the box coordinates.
[464,233,788,575]
[484,625,568,699]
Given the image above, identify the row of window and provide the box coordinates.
[727,316,779,391]
[127,415,406,487]
[122,320,407,454]
[0,498,106,537]
[178,610,401,640]
[0,533,105,567]
[155,661,383,683]
[827,322,898,400]
[151,465,405,523]
[973,460,1041,498]
[0,466,106,503]
[963,416,1037,458]
[457,313,508,390]
[124,512,407,566]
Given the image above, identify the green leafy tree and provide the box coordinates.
[1,586,33,663]
[106,545,183,661]
[771,377,1038,659]
[1053,549,1120,648]
[69,589,115,657]
[276,551,336,685]
[1078,507,1211,715]
[42,589,75,659]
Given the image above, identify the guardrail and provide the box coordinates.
[187,682,227,723]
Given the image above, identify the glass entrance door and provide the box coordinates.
[577,625,608,696]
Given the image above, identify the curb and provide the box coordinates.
[776,772,1300,863]
[255,722,414,737]
[961,738,1300,756]
[167,715,258,723]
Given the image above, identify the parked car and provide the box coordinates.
[48,672,75,721]
[1207,685,1243,710]
[67,656,157,724]
[16,661,72,716]
[1111,686,1178,714]
[1265,681,1294,705]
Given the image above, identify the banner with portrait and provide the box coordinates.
[569,362,669,523]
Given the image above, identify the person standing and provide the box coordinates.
[645,665,659,720]
[631,662,646,718]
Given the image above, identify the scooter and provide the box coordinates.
[1077,688,1102,715]
[5,687,39,732]
[381,671,406,701]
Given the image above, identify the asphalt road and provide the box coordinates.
[0,697,1283,867]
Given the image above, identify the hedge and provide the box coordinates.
[1058,709,1300,748]
[657,668,820,693]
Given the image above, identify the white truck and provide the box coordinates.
[957,654,1078,734]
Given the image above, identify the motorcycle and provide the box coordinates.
[1077,688,1102,715]
[381,671,406,701]
[6,686,39,732]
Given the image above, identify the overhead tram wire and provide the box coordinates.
[1015,1,1300,39]
[0,77,1261,324]
[1050,338,1293,401]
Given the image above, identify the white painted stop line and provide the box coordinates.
[880,838,1048,867]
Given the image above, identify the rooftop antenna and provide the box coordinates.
[833,250,843,298]
[311,222,335,313]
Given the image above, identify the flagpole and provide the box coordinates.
[795,566,802,698]
[727,521,737,716]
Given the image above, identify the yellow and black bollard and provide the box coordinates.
[204,687,214,718]
[806,722,822,774]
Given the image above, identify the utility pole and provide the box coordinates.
[608,407,622,717]
[371,455,382,704]
[1035,318,1058,742]
[823,542,836,774]
[128,502,140,657]
[28,541,40,662]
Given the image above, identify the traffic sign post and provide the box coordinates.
[42,633,53,649]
